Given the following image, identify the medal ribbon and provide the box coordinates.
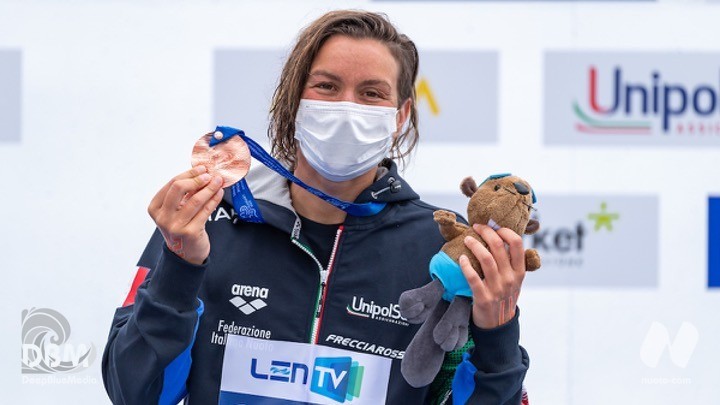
[211,126,387,223]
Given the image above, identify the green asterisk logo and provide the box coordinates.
[587,202,619,231]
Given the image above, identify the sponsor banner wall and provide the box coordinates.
[425,193,659,287]
[214,50,285,143]
[0,49,21,142]
[414,51,498,143]
[2,1,720,404]
[375,0,657,1]
[545,52,720,146]
[214,49,498,144]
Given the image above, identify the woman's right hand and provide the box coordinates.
[148,165,225,265]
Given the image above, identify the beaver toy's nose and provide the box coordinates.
[513,182,529,195]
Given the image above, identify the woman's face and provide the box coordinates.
[302,35,410,133]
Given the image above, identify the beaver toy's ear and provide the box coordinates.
[525,219,540,235]
[460,177,478,198]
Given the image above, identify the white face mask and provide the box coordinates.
[294,99,398,182]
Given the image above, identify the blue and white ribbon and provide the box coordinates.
[211,126,387,223]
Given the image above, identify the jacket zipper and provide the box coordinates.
[290,221,345,344]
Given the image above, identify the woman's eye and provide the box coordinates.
[363,89,388,100]
[315,82,335,91]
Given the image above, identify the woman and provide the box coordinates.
[102,10,529,405]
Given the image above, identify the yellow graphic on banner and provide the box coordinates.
[587,202,619,232]
[416,77,440,116]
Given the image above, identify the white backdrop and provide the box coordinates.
[2,0,719,404]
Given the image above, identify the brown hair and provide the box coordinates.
[268,10,420,169]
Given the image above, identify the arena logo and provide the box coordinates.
[346,296,408,326]
[709,196,720,288]
[229,284,269,315]
[0,50,21,142]
[21,308,96,374]
[545,52,720,146]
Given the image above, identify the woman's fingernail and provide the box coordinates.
[199,173,211,182]
[459,254,468,263]
[464,236,473,244]
[212,176,223,185]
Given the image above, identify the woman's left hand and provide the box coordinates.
[459,223,526,329]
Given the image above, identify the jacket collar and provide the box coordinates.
[354,159,419,204]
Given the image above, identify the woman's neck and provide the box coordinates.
[291,161,377,225]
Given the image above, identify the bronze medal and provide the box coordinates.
[191,131,251,188]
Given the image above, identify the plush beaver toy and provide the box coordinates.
[398,173,541,388]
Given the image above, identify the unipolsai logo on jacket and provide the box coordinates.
[346,295,408,326]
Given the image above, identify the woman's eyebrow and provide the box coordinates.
[308,70,342,82]
[308,71,392,90]
[359,79,392,90]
